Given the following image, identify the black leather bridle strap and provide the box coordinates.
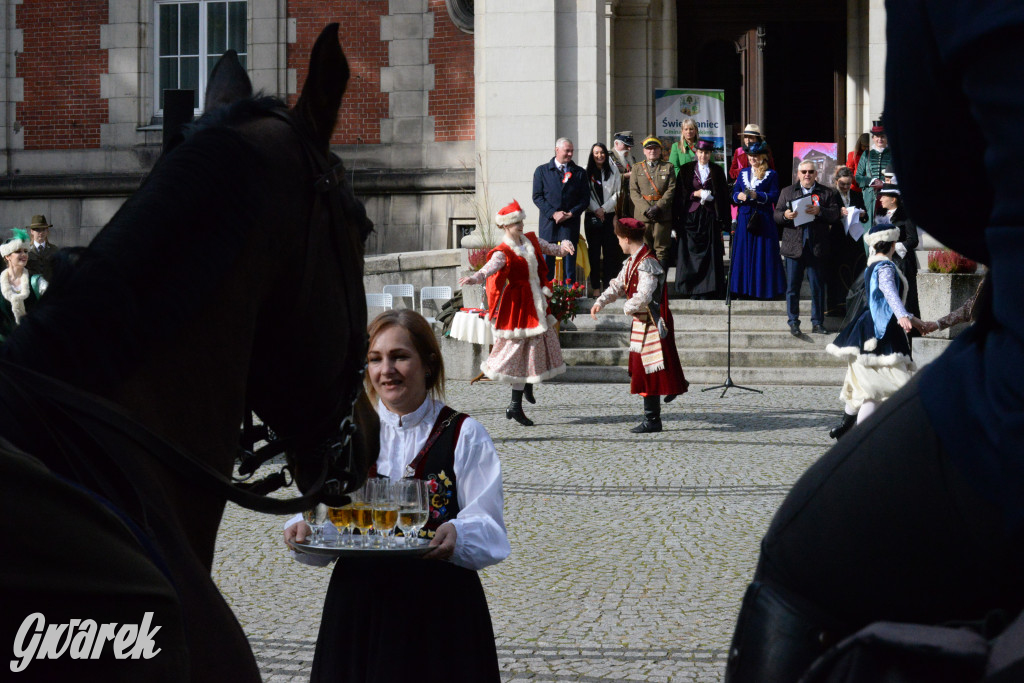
[0,361,332,515]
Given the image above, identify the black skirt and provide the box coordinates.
[311,556,500,683]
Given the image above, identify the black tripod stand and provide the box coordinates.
[703,229,763,398]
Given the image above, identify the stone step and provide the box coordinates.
[568,313,843,333]
[561,346,845,368]
[553,364,847,386]
[559,329,835,349]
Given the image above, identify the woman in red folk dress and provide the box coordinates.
[590,217,688,432]
[458,199,574,426]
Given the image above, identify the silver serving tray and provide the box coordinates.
[289,537,432,558]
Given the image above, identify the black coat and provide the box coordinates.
[675,161,730,224]
[774,182,841,259]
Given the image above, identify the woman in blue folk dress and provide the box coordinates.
[729,142,786,299]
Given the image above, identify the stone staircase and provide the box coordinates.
[554,273,847,386]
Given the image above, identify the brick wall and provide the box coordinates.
[289,2,389,145]
[428,0,473,142]
[17,0,108,150]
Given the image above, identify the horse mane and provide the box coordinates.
[1,99,289,392]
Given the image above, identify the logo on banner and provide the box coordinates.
[10,613,162,673]
[679,95,700,117]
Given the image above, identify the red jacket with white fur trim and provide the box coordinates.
[484,232,554,339]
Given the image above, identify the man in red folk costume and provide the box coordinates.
[589,217,688,432]
[459,200,574,426]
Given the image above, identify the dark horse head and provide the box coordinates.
[1,24,378,557]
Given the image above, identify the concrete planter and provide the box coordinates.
[914,271,984,367]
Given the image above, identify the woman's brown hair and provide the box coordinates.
[365,309,445,403]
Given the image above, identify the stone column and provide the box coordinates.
[845,0,868,149]
[474,0,606,240]
[609,0,676,144]
[866,0,886,123]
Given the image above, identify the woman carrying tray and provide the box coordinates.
[284,309,509,682]
[458,199,573,426]
[589,217,688,433]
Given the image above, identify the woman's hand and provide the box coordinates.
[595,208,606,221]
[424,522,456,561]
[284,520,311,545]
[693,190,703,198]
[562,240,576,256]
[457,275,475,287]
[590,302,602,319]
[737,191,748,202]
[841,207,849,217]
[912,318,939,335]
[898,316,913,333]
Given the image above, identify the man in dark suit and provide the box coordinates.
[826,166,869,315]
[532,137,590,282]
[674,139,729,298]
[774,161,840,335]
[25,215,58,282]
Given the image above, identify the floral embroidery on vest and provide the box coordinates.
[420,469,455,539]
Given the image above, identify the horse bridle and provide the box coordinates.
[232,106,371,512]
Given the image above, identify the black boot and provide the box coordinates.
[828,412,857,440]
[630,395,662,433]
[523,383,536,404]
[506,389,534,426]
[724,582,843,683]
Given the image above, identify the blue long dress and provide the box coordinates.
[729,168,786,299]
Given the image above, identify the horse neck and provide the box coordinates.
[107,245,269,569]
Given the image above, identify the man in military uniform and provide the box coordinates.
[629,136,676,265]
[25,215,58,282]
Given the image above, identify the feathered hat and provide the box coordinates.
[1,228,30,258]
[864,220,900,252]
[495,199,526,227]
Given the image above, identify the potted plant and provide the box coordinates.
[548,279,586,331]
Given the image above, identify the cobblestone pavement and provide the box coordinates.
[212,381,842,682]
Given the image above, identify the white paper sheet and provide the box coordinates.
[791,195,814,227]
[845,207,864,240]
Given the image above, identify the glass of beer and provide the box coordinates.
[396,478,430,546]
[327,504,353,547]
[370,478,399,548]
[349,482,374,548]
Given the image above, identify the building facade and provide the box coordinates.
[0,0,886,253]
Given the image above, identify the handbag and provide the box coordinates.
[745,210,764,236]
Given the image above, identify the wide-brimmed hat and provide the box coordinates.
[742,124,764,138]
[1,228,30,258]
[613,131,634,147]
[870,119,885,135]
[747,141,770,156]
[495,199,526,227]
[695,139,715,152]
[26,215,51,230]
[642,136,662,149]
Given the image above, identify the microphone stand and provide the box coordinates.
[703,215,763,399]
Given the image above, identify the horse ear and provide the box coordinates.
[204,49,253,112]
[293,23,348,150]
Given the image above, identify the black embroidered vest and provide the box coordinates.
[409,406,467,538]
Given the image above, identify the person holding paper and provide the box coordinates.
[826,166,869,315]
[774,160,840,335]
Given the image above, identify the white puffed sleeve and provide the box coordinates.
[449,417,511,570]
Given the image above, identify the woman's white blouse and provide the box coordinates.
[287,397,510,572]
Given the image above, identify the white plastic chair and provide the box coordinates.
[382,283,414,309]
[365,292,393,315]
[419,286,452,324]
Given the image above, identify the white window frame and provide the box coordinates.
[153,0,249,117]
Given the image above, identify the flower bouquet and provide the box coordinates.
[927,249,978,274]
[548,279,586,326]
[467,247,489,271]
